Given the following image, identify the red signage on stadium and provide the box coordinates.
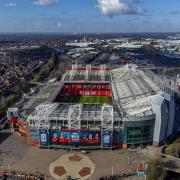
[65,67,112,71]
[61,83,112,97]
[0,168,8,174]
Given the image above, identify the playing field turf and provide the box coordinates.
[62,96,111,104]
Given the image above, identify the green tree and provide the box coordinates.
[147,158,166,180]
[14,84,22,96]
[20,79,30,93]
[37,65,50,81]
[5,94,19,107]
[166,143,180,158]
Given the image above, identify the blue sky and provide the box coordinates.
[0,0,180,33]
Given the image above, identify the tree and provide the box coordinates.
[14,84,22,96]
[147,158,166,180]
[0,95,6,108]
[5,94,19,107]
[20,79,30,93]
[166,143,180,158]
[37,65,50,81]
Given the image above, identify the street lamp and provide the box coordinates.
[112,166,114,176]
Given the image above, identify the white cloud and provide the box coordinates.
[33,0,59,6]
[128,0,143,3]
[5,3,17,7]
[57,22,62,28]
[97,0,144,17]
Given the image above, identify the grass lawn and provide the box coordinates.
[62,96,111,104]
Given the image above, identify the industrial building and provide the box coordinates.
[7,64,175,149]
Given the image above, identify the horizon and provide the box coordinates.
[0,32,179,35]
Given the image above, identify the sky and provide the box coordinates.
[0,0,180,33]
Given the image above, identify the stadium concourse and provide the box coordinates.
[7,64,176,149]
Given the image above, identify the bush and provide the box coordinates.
[147,158,166,180]
[165,143,180,158]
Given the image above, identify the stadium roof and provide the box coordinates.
[111,64,161,117]
[62,65,111,83]
[17,83,63,117]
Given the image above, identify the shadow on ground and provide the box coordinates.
[0,132,12,144]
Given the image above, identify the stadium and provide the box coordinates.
[7,64,175,149]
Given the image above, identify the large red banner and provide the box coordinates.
[61,83,112,96]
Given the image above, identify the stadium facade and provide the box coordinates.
[7,64,175,149]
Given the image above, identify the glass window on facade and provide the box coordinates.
[123,122,154,145]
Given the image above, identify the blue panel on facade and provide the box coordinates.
[39,130,49,146]
[102,131,112,148]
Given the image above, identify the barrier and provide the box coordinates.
[0,168,46,180]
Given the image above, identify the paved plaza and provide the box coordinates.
[49,154,95,180]
[0,131,147,180]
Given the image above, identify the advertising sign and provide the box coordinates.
[49,130,101,146]
[39,130,49,146]
[62,83,112,96]
[29,127,39,142]
[102,131,112,148]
